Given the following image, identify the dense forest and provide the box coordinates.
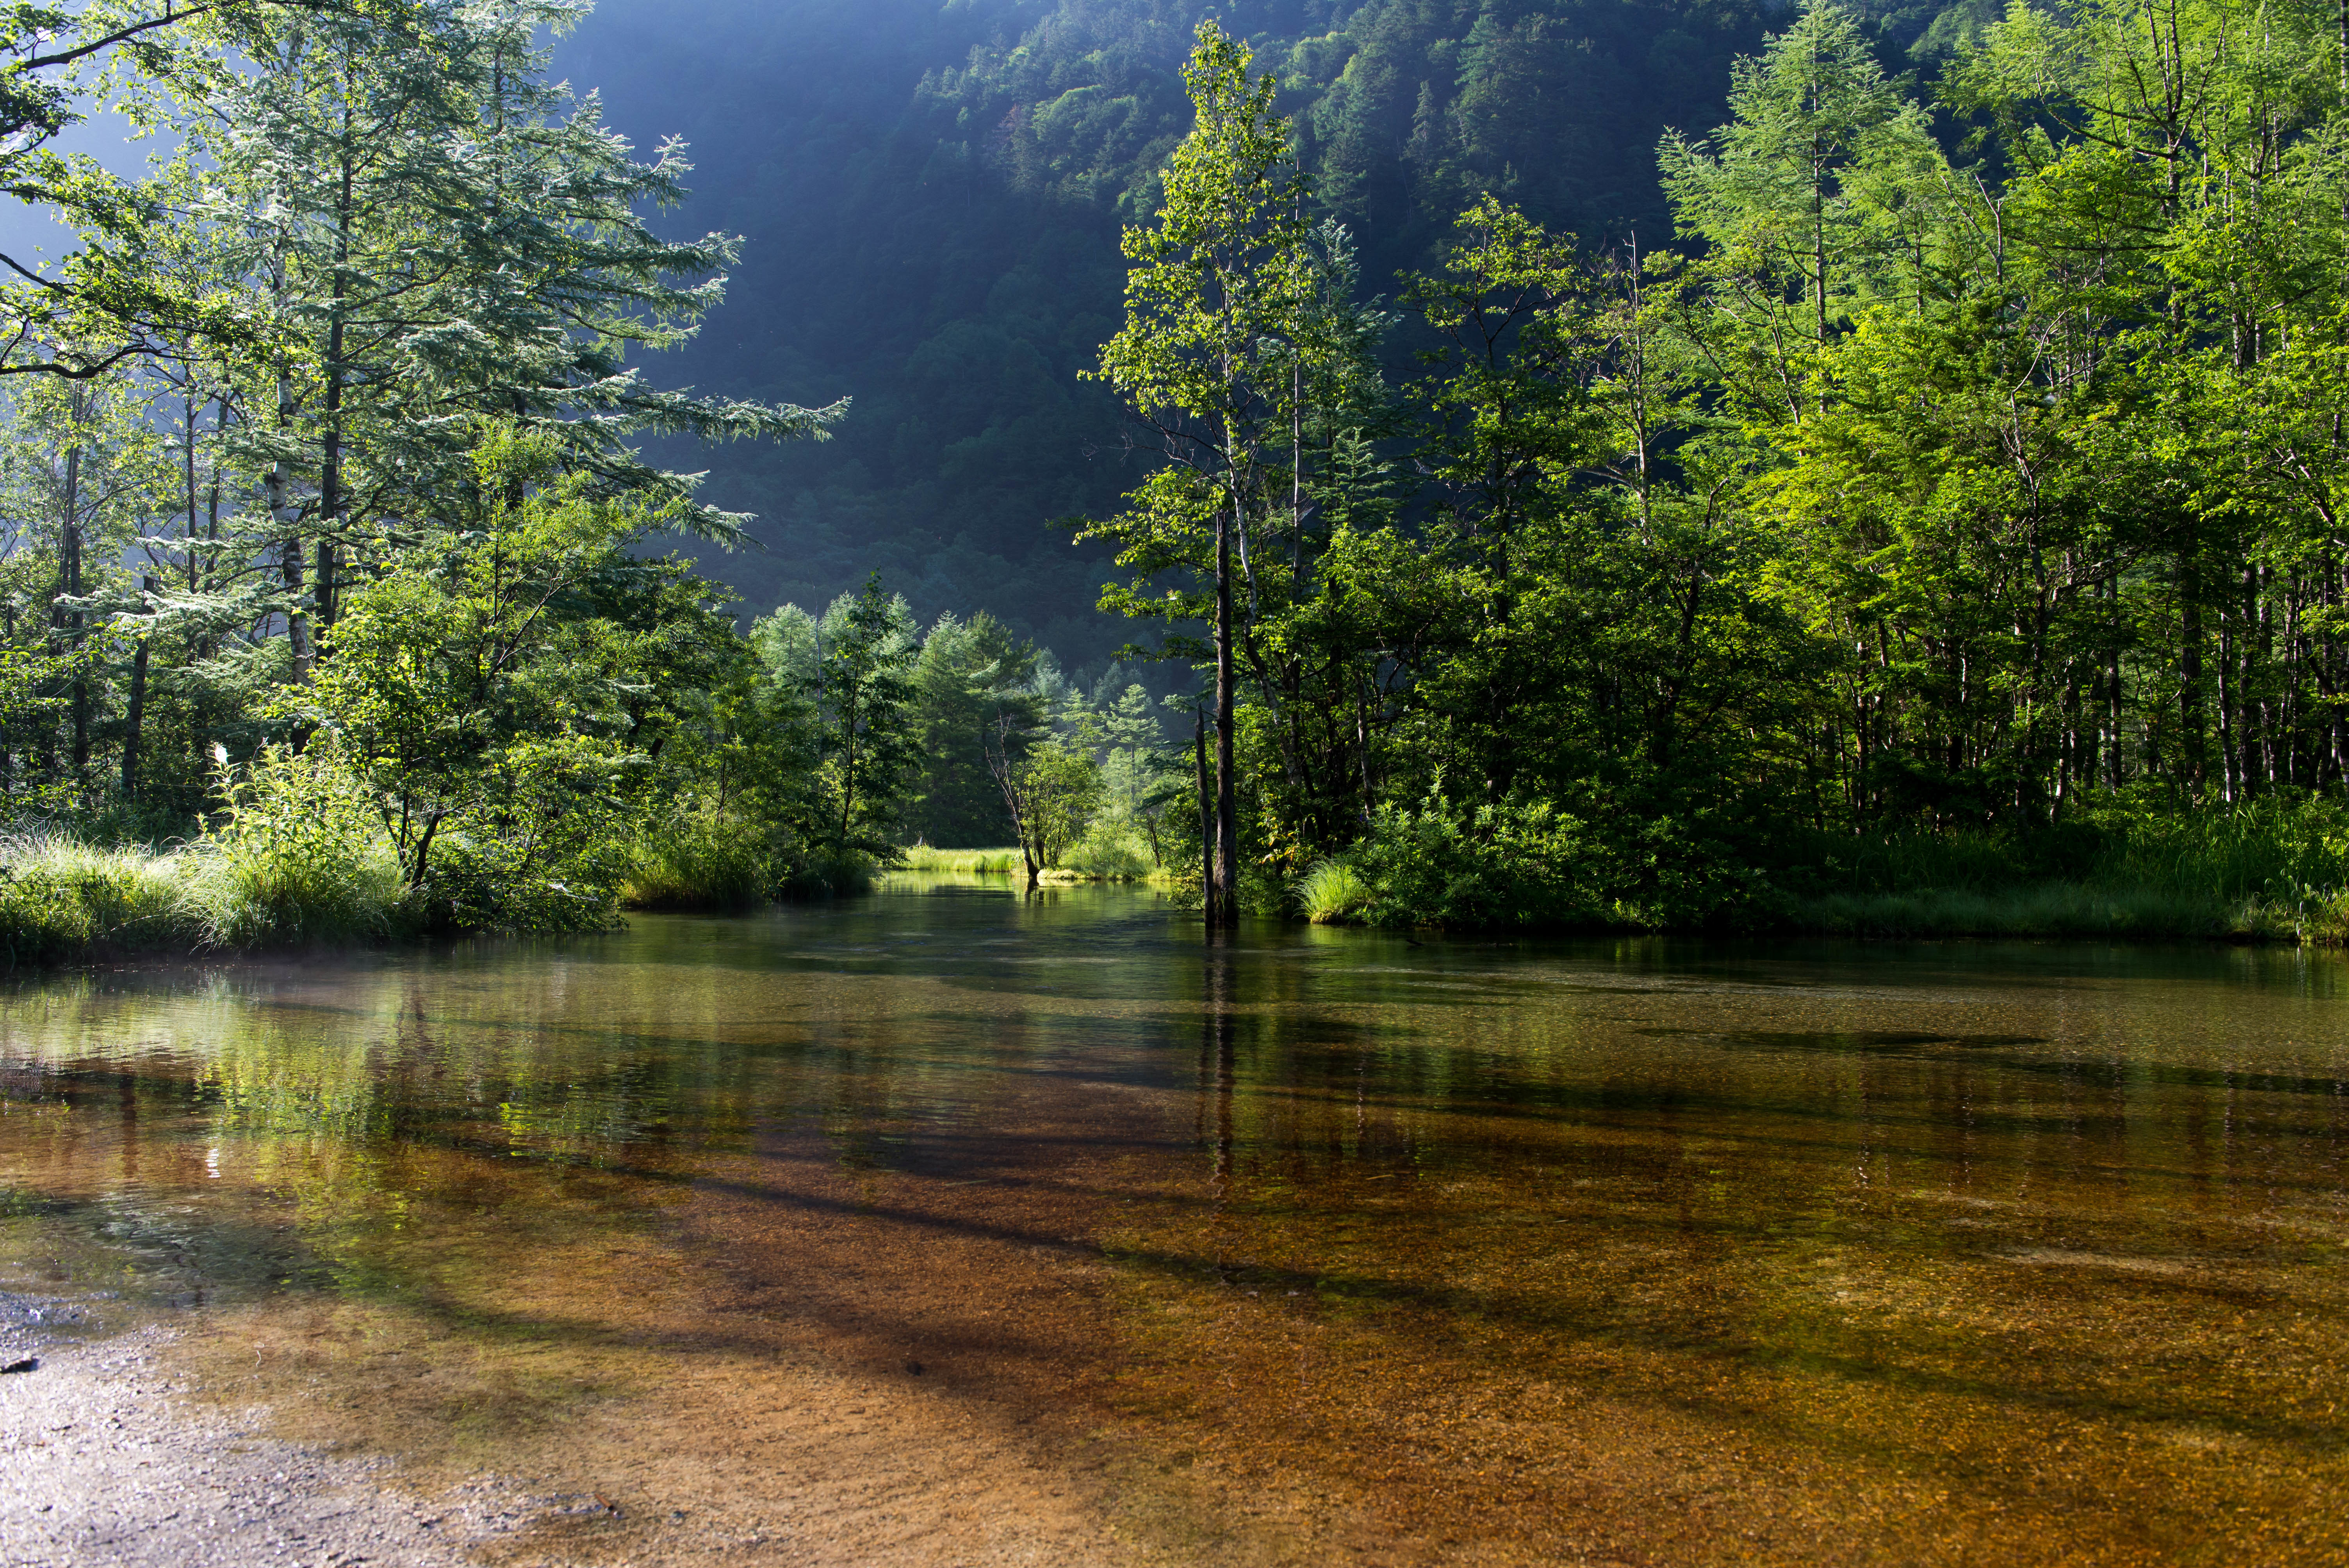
[559,0,1989,667]
[6,0,2349,957]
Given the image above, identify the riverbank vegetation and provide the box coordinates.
[0,0,1182,960]
[5,0,2349,959]
[1086,3,2349,939]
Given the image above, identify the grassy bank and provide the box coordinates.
[1782,884,2345,942]
[0,829,408,968]
[0,829,1154,969]
[20,800,2348,968]
[893,846,1021,875]
[893,839,1168,883]
[1775,803,2349,942]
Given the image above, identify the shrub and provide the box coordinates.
[1351,787,1603,930]
[0,862,100,967]
[1061,823,1153,880]
[781,848,877,898]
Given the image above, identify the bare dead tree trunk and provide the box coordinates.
[61,392,87,775]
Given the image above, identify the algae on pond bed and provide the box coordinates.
[0,893,2344,1565]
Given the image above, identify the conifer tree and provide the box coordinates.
[170,0,842,671]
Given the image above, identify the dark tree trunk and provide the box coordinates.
[1194,706,1212,919]
[1213,503,1237,926]
[2178,536,2205,795]
[121,577,153,800]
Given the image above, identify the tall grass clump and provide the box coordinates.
[624,810,778,911]
[895,845,1020,875]
[1297,858,1370,923]
[1784,794,2349,942]
[0,830,189,966]
[1058,823,1153,881]
[2097,796,2349,903]
[186,747,407,948]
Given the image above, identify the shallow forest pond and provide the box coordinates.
[0,880,2344,1565]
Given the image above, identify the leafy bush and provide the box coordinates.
[780,848,878,898]
[1060,823,1152,880]
[1350,787,1603,930]
[420,830,627,934]
[387,734,637,934]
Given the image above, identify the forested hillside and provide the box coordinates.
[561,0,1985,669]
[9,0,2349,959]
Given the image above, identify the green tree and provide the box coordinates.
[1091,20,1314,924]
[990,709,1103,887]
[308,425,669,930]
[1658,0,1944,422]
[796,574,920,865]
[906,609,1041,848]
[165,0,843,674]
[0,369,172,802]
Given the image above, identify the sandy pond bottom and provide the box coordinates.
[0,882,2344,1566]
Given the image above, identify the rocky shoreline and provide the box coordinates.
[0,1298,550,1568]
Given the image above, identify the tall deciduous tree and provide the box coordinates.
[797,576,920,864]
[1093,20,1313,924]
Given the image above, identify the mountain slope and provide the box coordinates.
[561,0,1973,670]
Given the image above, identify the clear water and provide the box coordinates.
[1,880,2343,1564]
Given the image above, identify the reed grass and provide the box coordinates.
[894,845,1021,875]
[1786,885,2287,941]
[622,812,777,911]
[0,826,408,967]
[1059,826,1154,881]
[1780,797,2349,942]
[1297,859,1371,924]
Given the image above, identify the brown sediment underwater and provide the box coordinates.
[0,887,2343,1565]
